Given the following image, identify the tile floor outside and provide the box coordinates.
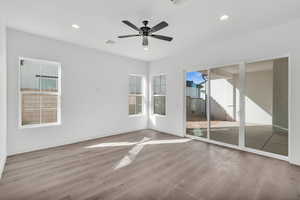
[186,120,288,156]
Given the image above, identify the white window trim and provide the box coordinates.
[152,74,167,116]
[128,74,145,116]
[18,57,62,129]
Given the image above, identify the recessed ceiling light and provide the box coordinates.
[72,24,80,29]
[220,15,229,21]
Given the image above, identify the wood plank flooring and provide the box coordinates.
[1,129,300,200]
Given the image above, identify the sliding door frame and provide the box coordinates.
[183,54,290,162]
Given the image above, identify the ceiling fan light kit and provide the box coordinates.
[118,20,173,50]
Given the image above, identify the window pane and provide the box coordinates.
[161,96,166,115]
[153,76,160,95]
[22,93,41,125]
[135,76,142,95]
[136,96,143,114]
[41,94,58,124]
[129,76,136,94]
[186,70,208,138]
[22,110,40,125]
[41,109,57,124]
[160,75,166,95]
[40,79,57,92]
[22,93,40,110]
[40,63,58,92]
[129,96,136,115]
[154,96,166,115]
[41,94,58,109]
[20,59,40,91]
[209,65,240,146]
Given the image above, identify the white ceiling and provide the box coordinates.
[1,0,300,61]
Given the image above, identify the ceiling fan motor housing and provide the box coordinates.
[140,26,151,36]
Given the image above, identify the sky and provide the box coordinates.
[186,71,206,84]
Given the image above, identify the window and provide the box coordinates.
[19,58,61,128]
[128,75,144,115]
[153,75,166,115]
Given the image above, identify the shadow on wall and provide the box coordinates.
[226,72,273,125]
[209,97,235,121]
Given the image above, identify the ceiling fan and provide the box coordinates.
[118,20,173,50]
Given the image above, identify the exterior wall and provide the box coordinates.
[210,77,239,121]
[7,29,148,155]
[245,70,273,125]
[148,18,300,165]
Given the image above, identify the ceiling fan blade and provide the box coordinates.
[122,20,140,31]
[151,34,173,42]
[150,21,168,33]
[118,34,140,38]
[142,36,148,46]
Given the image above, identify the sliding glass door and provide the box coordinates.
[185,57,289,157]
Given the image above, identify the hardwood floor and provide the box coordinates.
[1,129,300,200]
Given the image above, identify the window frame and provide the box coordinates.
[18,57,62,129]
[128,74,145,117]
[152,74,167,116]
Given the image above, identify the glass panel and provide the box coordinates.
[160,75,166,95]
[41,94,58,123]
[135,76,142,95]
[154,96,160,115]
[209,65,240,145]
[129,76,136,94]
[153,76,161,95]
[245,58,288,156]
[136,96,143,114]
[41,94,58,109]
[154,96,161,115]
[22,93,41,125]
[22,110,41,125]
[186,70,208,138]
[20,59,40,92]
[154,96,166,115]
[40,79,58,92]
[129,96,136,115]
[41,109,57,124]
[40,62,59,92]
[160,96,166,115]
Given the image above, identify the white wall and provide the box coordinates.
[210,78,239,121]
[0,21,7,178]
[7,29,148,155]
[149,18,300,165]
[245,70,273,125]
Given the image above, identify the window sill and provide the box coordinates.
[19,122,61,129]
[129,113,145,118]
[153,114,167,117]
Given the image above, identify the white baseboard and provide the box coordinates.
[8,128,148,156]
